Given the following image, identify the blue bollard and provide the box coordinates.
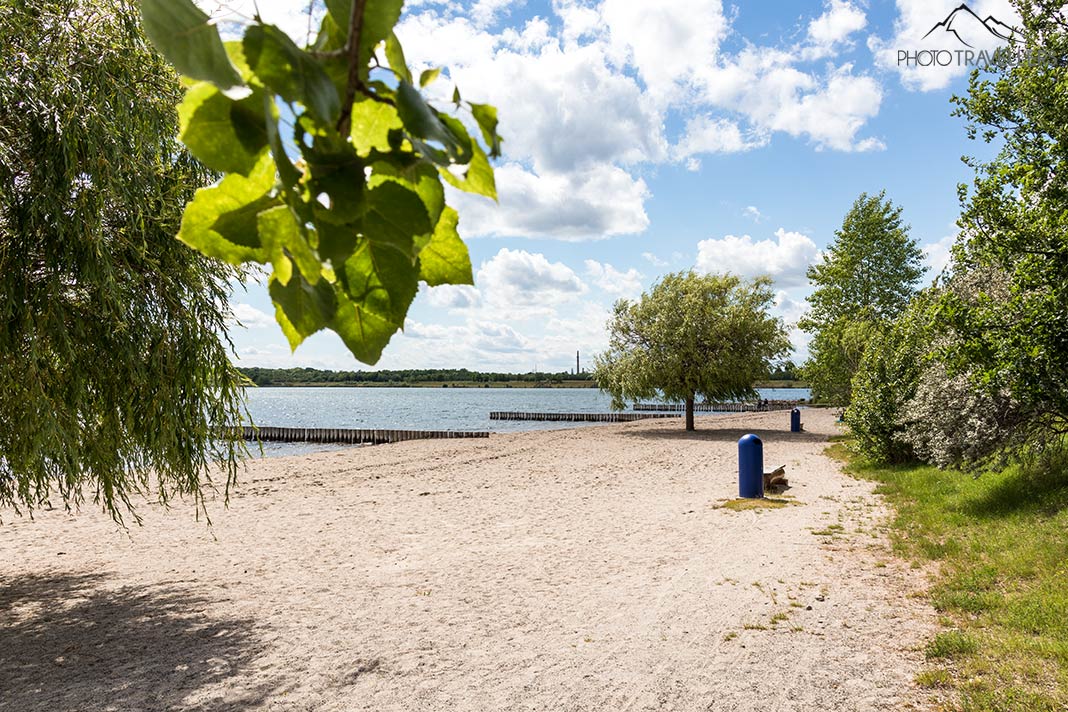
[738,433,764,499]
[790,408,801,433]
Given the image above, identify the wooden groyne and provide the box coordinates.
[633,401,803,413]
[489,412,681,422]
[230,426,490,444]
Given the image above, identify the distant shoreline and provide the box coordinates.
[242,380,810,389]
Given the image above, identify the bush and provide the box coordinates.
[902,361,1025,469]
[845,307,925,464]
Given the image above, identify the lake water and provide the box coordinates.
[243,387,811,456]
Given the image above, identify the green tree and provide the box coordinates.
[845,294,930,464]
[594,272,789,431]
[138,0,501,364]
[947,0,1068,437]
[800,192,926,404]
[0,0,246,521]
[803,320,876,406]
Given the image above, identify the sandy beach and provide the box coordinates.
[0,409,935,711]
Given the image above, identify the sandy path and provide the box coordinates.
[0,409,934,711]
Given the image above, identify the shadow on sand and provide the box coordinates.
[622,425,829,445]
[0,571,275,712]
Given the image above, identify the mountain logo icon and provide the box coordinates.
[922,3,1020,48]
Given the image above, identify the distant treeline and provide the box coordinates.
[238,365,803,387]
[238,367,594,386]
[768,363,800,381]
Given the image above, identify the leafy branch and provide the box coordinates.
[138,0,501,364]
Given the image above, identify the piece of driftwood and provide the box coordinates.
[763,465,788,490]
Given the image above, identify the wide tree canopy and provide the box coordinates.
[594,272,789,431]
[0,0,246,522]
[800,191,926,405]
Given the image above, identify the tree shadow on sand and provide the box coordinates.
[0,570,277,712]
[622,426,829,445]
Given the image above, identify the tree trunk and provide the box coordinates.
[685,395,695,431]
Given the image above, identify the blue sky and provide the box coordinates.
[209,0,1020,372]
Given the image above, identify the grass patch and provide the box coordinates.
[916,668,953,688]
[836,440,1068,711]
[926,631,979,659]
[811,523,845,536]
[719,497,797,511]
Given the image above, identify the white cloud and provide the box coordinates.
[922,233,957,277]
[674,116,768,160]
[584,260,644,297]
[476,248,588,306]
[642,252,669,267]
[743,205,763,222]
[470,320,530,353]
[470,0,521,28]
[424,284,482,310]
[452,162,650,240]
[772,291,813,361]
[694,49,884,152]
[869,0,1021,92]
[695,228,819,287]
[773,290,809,326]
[392,319,532,364]
[805,0,867,58]
[601,0,729,103]
[229,302,274,329]
[394,1,888,239]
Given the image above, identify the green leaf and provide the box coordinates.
[339,237,419,324]
[223,40,255,82]
[369,159,444,227]
[243,24,340,125]
[418,207,472,286]
[257,205,322,285]
[469,102,501,157]
[178,81,268,175]
[331,290,399,365]
[439,141,497,200]
[362,180,432,255]
[395,81,472,164]
[139,0,245,96]
[349,99,403,156]
[420,67,442,87]
[177,154,279,264]
[359,0,405,78]
[384,31,411,84]
[302,134,366,224]
[323,0,351,28]
[317,223,361,264]
[269,273,337,350]
[262,94,301,188]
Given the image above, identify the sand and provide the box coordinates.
[0,409,937,711]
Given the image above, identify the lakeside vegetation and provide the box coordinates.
[237,366,805,389]
[239,366,593,387]
[831,439,1068,710]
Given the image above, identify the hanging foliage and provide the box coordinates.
[0,0,247,522]
[139,0,501,364]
